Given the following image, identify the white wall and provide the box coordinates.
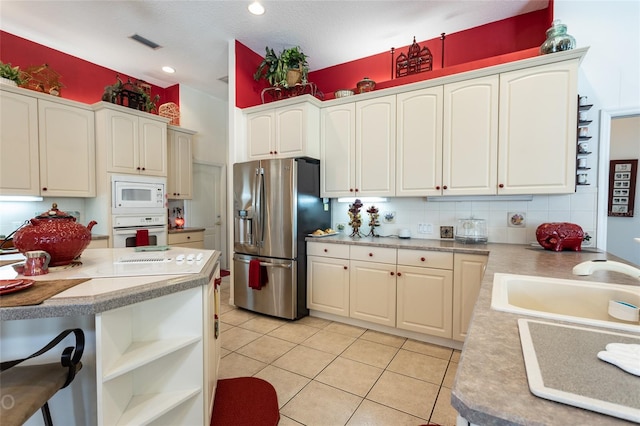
[179,85,229,267]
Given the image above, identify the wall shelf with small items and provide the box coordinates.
[576,95,593,186]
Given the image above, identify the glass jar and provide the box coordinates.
[540,20,576,54]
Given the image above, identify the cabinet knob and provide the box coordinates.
[187,236,191,239]
[397,272,402,277]
[350,188,354,192]
[390,271,394,276]
[368,253,373,257]
[137,167,141,170]
[499,183,504,188]
[355,188,359,192]
[42,187,47,191]
[343,266,348,270]
[142,167,146,171]
[420,257,426,262]
[274,151,278,154]
[324,248,328,252]
[435,186,441,190]
[270,151,274,154]
[443,185,448,190]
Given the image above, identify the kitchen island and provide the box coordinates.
[451,243,639,426]
[0,247,221,426]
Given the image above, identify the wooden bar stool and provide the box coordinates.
[0,329,84,426]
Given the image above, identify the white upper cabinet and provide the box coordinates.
[246,100,320,160]
[321,103,356,197]
[321,95,396,197]
[168,126,195,199]
[498,60,578,194]
[38,99,96,197]
[0,87,95,197]
[443,75,499,196]
[96,105,168,177]
[396,86,443,196]
[0,90,39,196]
[356,95,396,196]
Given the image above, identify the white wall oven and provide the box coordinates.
[112,214,167,248]
[111,174,168,248]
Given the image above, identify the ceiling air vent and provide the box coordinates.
[129,34,162,50]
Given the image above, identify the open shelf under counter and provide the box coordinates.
[111,388,201,426]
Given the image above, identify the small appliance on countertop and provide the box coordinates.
[455,218,488,244]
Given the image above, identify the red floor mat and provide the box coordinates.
[211,377,279,426]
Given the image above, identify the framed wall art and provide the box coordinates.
[608,159,637,217]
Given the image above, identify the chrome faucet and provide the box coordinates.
[573,259,640,280]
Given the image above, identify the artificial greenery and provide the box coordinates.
[254,46,309,87]
[0,61,25,85]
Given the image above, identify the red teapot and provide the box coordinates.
[14,203,97,267]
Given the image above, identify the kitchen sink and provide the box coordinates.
[491,273,640,333]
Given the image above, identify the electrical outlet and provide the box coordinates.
[418,223,433,234]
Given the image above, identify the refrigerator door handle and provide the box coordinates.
[257,166,266,247]
[235,258,292,269]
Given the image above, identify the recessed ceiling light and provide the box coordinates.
[162,66,176,74]
[248,1,264,15]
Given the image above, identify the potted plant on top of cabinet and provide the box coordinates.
[0,61,27,86]
[254,46,309,88]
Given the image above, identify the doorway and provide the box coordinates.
[597,108,640,265]
[186,162,228,269]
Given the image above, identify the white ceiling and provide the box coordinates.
[0,0,548,101]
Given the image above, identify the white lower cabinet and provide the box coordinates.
[452,253,488,342]
[96,287,205,426]
[307,243,350,316]
[349,259,396,327]
[307,242,487,344]
[396,250,453,338]
[397,265,453,338]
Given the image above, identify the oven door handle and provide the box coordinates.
[112,227,165,235]
[236,259,292,269]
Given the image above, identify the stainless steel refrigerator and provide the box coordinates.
[233,157,330,319]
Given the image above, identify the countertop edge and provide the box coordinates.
[0,251,219,321]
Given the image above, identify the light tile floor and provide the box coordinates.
[218,277,460,426]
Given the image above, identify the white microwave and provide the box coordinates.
[112,174,166,213]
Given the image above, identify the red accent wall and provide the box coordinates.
[236,5,553,107]
[0,31,178,110]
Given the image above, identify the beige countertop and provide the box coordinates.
[306,235,639,424]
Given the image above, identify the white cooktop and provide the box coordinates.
[68,247,214,279]
[0,247,215,280]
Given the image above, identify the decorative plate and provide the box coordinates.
[0,279,34,295]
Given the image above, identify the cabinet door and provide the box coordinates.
[307,255,350,316]
[276,106,305,157]
[139,117,167,176]
[498,60,578,194]
[443,76,498,196]
[356,95,396,196]
[321,103,355,197]
[38,99,96,197]
[0,90,39,196]
[349,260,396,327]
[168,129,193,199]
[247,111,275,159]
[452,254,487,342]
[396,265,453,338]
[107,110,139,173]
[396,86,443,196]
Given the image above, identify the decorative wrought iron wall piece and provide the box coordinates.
[396,36,433,78]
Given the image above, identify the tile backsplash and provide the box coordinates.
[331,187,598,246]
[0,198,88,237]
